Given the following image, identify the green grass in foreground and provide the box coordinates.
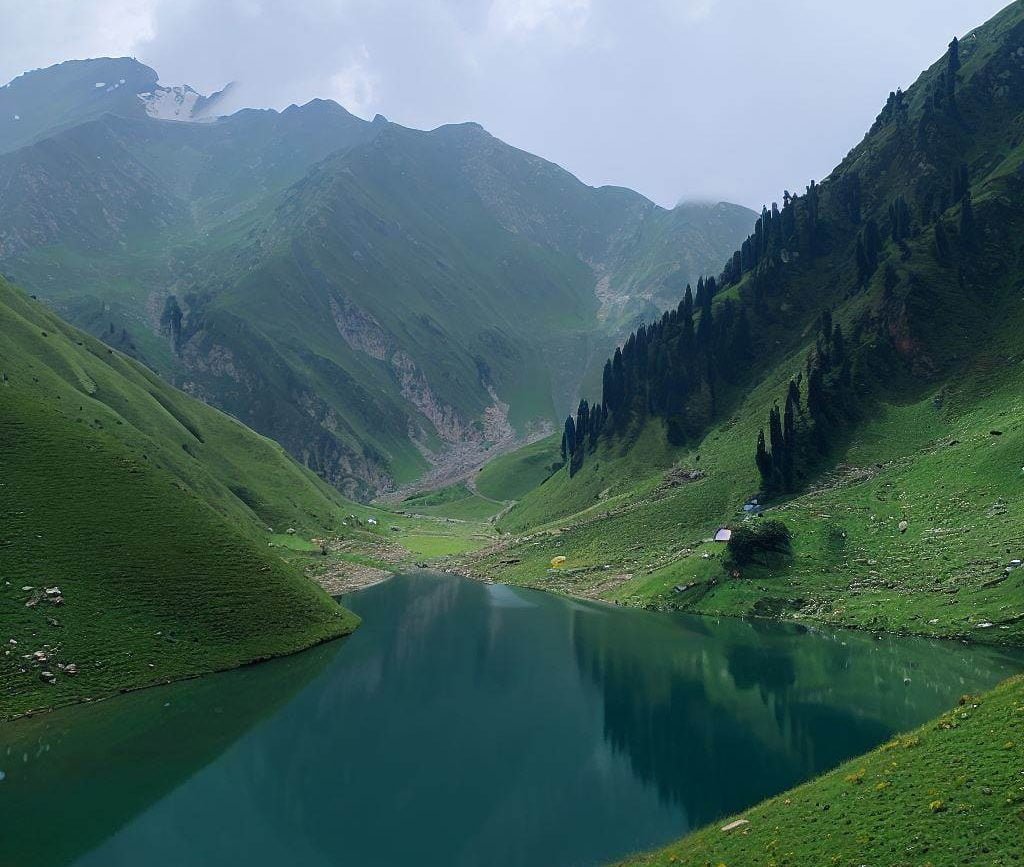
[621,675,1024,867]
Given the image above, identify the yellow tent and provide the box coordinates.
[550,555,567,568]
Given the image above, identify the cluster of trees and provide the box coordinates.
[561,33,977,496]
[870,87,908,134]
[561,398,607,475]
[855,219,881,286]
[726,519,793,568]
[720,182,821,286]
[933,164,977,263]
[160,295,184,352]
[560,276,762,475]
[755,311,858,495]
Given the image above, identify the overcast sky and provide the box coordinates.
[0,0,1011,208]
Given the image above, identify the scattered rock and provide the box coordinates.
[39,671,56,684]
[898,520,909,534]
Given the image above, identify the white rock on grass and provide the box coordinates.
[720,819,750,833]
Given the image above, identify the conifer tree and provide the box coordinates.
[782,390,797,488]
[563,416,576,457]
[755,429,772,486]
[959,190,975,245]
[934,220,951,262]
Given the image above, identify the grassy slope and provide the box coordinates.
[399,483,502,522]
[0,279,361,720]
[477,337,1024,646]
[471,0,1024,645]
[474,433,563,502]
[621,675,1024,867]
[462,5,1024,861]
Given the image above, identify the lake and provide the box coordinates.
[2,572,1022,867]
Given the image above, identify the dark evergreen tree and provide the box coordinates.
[959,190,975,245]
[755,429,771,484]
[563,416,576,457]
[934,220,951,262]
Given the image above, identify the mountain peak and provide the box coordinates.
[0,56,228,153]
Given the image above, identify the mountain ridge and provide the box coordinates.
[0,63,755,498]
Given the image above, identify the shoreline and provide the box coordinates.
[445,560,1024,651]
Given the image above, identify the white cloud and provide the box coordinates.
[679,0,716,22]
[0,0,156,85]
[330,47,379,118]
[488,0,590,39]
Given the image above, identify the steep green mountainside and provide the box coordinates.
[0,277,360,720]
[0,60,754,498]
[469,0,1024,637]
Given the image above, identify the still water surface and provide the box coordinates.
[2,572,1023,867]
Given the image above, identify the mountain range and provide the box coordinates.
[0,57,755,499]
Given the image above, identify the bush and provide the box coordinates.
[726,519,793,568]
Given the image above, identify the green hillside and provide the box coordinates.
[474,434,564,502]
[621,674,1024,867]
[0,278,360,720]
[468,0,1024,641]
[453,2,1024,861]
[0,59,755,498]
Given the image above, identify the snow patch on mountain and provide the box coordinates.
[138,85,202,121]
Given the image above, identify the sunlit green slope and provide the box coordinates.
[468,0,1024,646]
[0,278,360,719]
